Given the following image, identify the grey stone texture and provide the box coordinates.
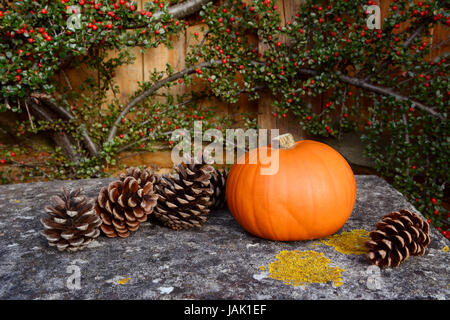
[0,175,448,300]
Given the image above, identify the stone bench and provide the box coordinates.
[0,175,448,299]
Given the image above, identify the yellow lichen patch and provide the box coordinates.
[443,246,449,253]
[117,277,131,285]
[267,250,345,287]
[258,266,266,271]
[321,229,371,255]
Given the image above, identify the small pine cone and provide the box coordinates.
[40,187,102,252]
[154,162,214,230]
[95,167,159,238]
[210,167,229,210]
[365,209,431,268]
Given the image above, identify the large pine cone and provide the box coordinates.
[153,162,214,230]
[40,187,102,252]
[210,167,229,210]
[95,167,159,238]
[365,209,431,268]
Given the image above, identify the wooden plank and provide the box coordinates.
[55,60,98,99]
[185,23,208,95]
[105,0,144,108]
[429,21,449,61]
[185,23,230,117]
[276,0,307,140]
[257,0,305,140]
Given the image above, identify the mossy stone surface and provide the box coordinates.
[0,176,448,299]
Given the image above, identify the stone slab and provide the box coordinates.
[0,176,448,300]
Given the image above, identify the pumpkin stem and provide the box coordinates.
[275,133,296,149]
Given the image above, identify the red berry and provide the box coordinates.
[41,9,48,14]
[0,159,5,164]
[431,198,437,204]
[11,152,16,157]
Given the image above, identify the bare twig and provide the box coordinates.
[30,92,99,157]
[4,98,11,110]
[337,73,444,119]
[106,59,221,142]
[27,98,81,164]
[128,0,211,29]
[61,69,73,91]
[195,30,210,56]
[361,23,428,81]
[23,100,35,130]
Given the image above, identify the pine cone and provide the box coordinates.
[95,167,159,238]
[365,209,431,268]
[153,162,214,230]
[40,187,102,252]
[210,167,229,210]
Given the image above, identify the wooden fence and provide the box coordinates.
[60,0,449,140]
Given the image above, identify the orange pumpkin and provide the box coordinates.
[226,134,356,241]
